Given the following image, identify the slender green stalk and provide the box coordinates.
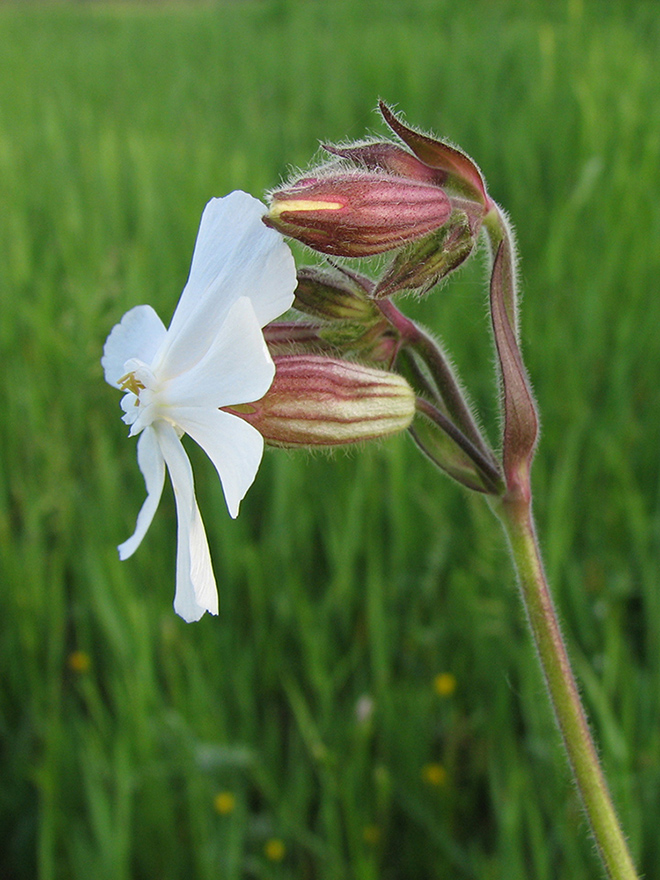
[494,496,639,880]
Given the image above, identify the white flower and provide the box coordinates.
[102,191,296,622]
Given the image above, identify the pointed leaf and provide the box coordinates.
[490,241,539,497]
[379,101,489,206]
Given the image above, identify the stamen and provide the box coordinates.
[118,372,145,397]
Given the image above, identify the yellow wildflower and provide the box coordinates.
[213,792,235,815]
[264,838,286,862]
[67,651,91,673]
[433,672,457,697]
[422,763,448,787]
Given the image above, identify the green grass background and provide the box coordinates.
[1,1,659,877]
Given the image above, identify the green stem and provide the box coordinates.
[494,496,639,880]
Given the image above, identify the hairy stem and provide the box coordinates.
[494,497,639,880]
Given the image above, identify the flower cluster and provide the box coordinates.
[104,103,537,621]
[99,102,641,880]
[264,103,536,498]
[264,101,491,297]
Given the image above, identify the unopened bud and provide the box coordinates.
[227,355,415,447]
[294,266,379,322]
[262,321,337,357]
[263,316,400,365]
[265,173,451,257]
[375,208,479,298]
[323,141,446,186]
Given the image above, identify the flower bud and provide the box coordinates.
[262,321,337,357]
[294,266,379,322]
[227,355,415,447]
[265,173,451,257]
[409,410,499,494]
[263,317,400,366]
[323,141,446,186]
[374,208,479,298]
[290,266,400,363]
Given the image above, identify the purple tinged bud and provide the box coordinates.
[262,321,338,357]
[323,141,446,186]
[265,173,452,257]
[227,355,415,447]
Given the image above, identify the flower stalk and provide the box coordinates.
[485,205,639,880]
[494,494,639,880]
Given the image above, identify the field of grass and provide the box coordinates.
[1,1,660,877]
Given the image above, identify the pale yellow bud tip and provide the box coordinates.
[269,199,343,218]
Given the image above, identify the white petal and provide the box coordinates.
[102,305,167,388]
[155,422,218,622]
[118,427,166,560]
[163,297,275,410]
[154,192,296,380]
[173,408,264,519]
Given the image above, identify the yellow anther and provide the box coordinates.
[118,372,145,397]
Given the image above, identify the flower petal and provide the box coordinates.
[117,427,166,560]
[173,407,264,519]
[102,305,167,388]
[155,422,218,622]
[163,297,275,410]
[154,192,296,380]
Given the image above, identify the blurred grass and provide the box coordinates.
[1,1,660,877]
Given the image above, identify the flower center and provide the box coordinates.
[118,372,146,397]
[117,360,161,435]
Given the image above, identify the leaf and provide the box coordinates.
[490,241,539,498]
